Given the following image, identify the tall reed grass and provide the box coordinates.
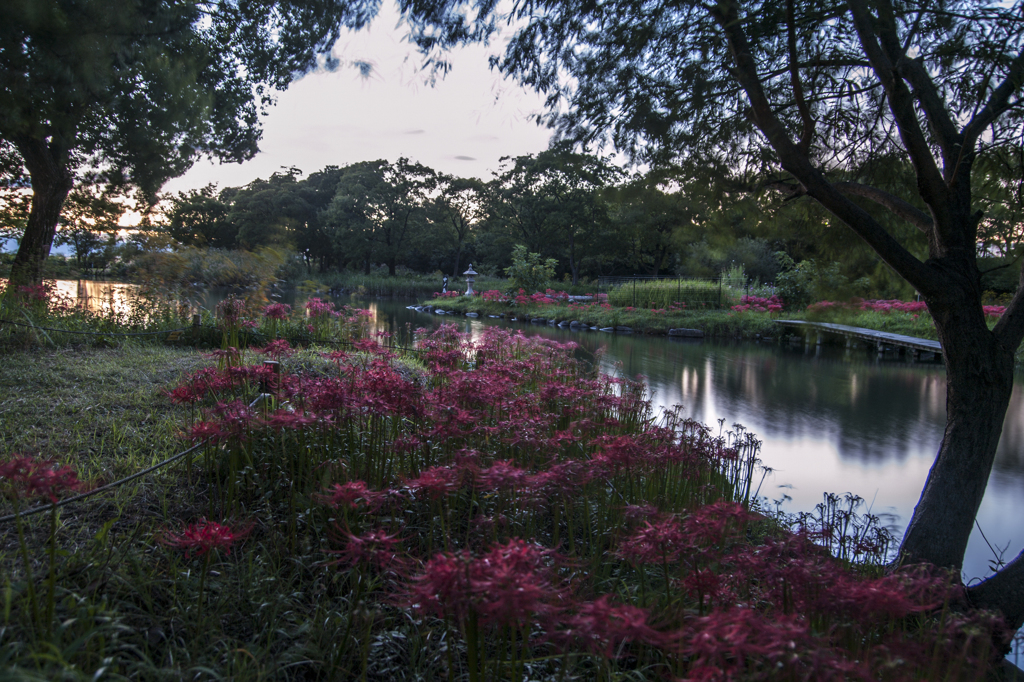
[604,277,744,309]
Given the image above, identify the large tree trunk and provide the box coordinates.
[8,137,74,288]
[900,264,1024,636]
[900,286,1015,570]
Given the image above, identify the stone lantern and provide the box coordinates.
[463,263,478,296]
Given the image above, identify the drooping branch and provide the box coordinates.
[832,182,933,233]
[711,0,935,293]
[962,48,1024,151]
[785,0,814,156]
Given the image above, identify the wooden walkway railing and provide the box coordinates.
[776,320,942,360]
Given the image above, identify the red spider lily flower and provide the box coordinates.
[189,420,227,441]
[262,302,292,320]
[158,518,252,558]
[616,516,687,564]
[410,551,475,619]
[353,338,381,353]
[557,596,664,657]
[475,460,530,492]
[405,466,465,499]
[683,568,723,605]
[681,500,754,546]
[255,338,293,359]
[622,504,661,523]
[215,297,246,324]
[305,297,335,318]
[327,528,408,573]
[411,539,564,628]
[316,480,385,512]
[471,539,563,628]
[0,455,85,503]
[167,384,203,404]
[675,606,867,680]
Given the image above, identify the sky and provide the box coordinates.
[162,3,557,198]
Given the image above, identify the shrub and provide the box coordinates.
[504,245,557,294]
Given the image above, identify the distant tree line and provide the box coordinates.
[161,143,943,297]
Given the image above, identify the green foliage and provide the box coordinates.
[3,0,386,286]
[165,184,236,249]
[774,254,871,309]
[979,256,1021,294]
[606,278,736,309]
[503,245,557,293]
[133,246,288,290]
[322,159,437,275]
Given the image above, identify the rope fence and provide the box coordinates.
[0,439,210,524]
[0,318,189,337]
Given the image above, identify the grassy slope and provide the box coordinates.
[0,344,211,572]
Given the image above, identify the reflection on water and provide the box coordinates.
[1,279,143,318]
[54,280,140,317]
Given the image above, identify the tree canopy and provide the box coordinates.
[0,0,381,287]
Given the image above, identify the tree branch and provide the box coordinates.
[991,263,1024,353]
[711,0,936,292]
[846,0,947,211]
[962,48,1024,152]
[832,182,933,233]
[966,546,1024,632]
[786,0,814,156]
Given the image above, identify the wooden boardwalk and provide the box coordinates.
[776,320,942,358]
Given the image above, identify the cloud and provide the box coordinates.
[404,129,426,135]
[454,155,476,161]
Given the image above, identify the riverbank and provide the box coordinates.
[416,291,1008,349]
[1,337,1017,680]
[416,295,781,338]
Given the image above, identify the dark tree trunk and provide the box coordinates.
[452,244,463,279]
[8,138,74,288]
[363,258,371,275]
[387,258,396,276]
[900,282,1015,570]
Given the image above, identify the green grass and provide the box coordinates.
[789,307,941,340]
[0,344,205,469]
[604,278,742,309]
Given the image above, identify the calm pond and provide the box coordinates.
[46,281,1024,587]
